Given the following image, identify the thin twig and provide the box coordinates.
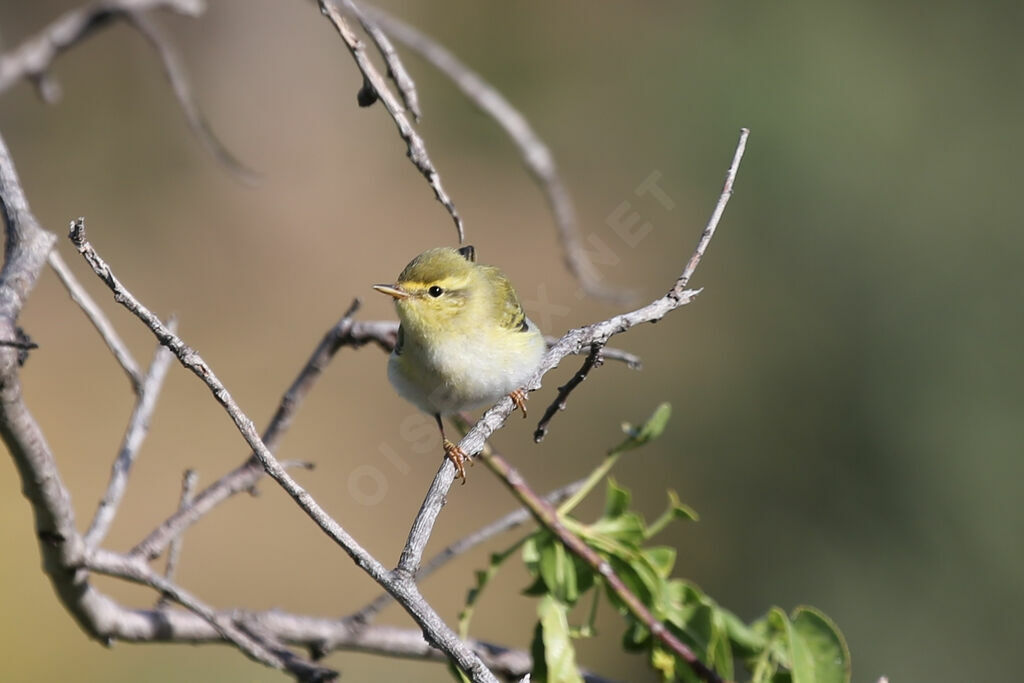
[84,323,177,548]
[157,467,198,606]
[0,0,204,98]
[363,5,628,302]
[545,334,640,370]
[69,219,498,683]
[339,0,421,120]
[47,250,142,392]
[0,124,617,682]
[126,11,258,184]
[0,0,254,182]
[397,128,750,679]
[350,476,587,625]
[130,302,387,561]
[318,0,463,243]
[533,342,605,443]
[129,316,641,562]
[675,130,749,294]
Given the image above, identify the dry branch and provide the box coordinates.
[363,5,629,302]
[0,0,253,180]
[68,218,499,683]
[533,341,605,443]
[397,128,750,681]
[319,0,463,242]
[338,0,421,120]
[0,3,748,680]
[351,476,587,625]
[48,250,142,391]
[84,324,176,548]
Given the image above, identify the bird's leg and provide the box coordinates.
[435,413,468,484]
[509,388,528,419]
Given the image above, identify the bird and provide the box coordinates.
[373,245,546,482]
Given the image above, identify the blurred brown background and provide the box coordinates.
[1,1,1021,681]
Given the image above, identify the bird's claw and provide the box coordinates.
[509,388,528,419]
[443,439,469,484]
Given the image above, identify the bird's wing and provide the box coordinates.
[480,265,530,333]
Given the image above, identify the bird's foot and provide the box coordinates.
[509,388,528,419]
[443,439,470,484]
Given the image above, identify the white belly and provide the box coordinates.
[387,319,546,416]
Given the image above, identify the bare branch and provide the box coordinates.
[159,468,198,594]
[0,0,204,97]
[351,476,586,625]
[533,342,605,443]
[338,0,421,120]
[130,302,391,561]
[319,0,463,243]
[397,130,750,668]
[675,131,749,293]
[84,322,176,548]
[0,0,255,182]
[69,219,499,682]
[125,11,259,183]
[363,5,628,301]
[127,314,639,563]
[47,250,143,392]
[88,548,337,681]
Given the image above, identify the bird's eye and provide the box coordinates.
[428,285,444,297]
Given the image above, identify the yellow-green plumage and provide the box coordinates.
[375,247,545,416]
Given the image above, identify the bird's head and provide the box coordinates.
[373,246,480,335]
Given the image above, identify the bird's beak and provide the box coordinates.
[373,283,410,300]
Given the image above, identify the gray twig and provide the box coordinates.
[125,11,259,183]
[68,220,498,682]
[350,476,587,625]
[129,317,639,562]
[533,342,605,443]
[88,548,337,681]
[84,322,177,548]
[363,5,629,302]
[338,0,421,120]
[47,250,143,392]
[319,0,463,243]
[398,127,750,582]
[130,303,391,561]
[0,118,615,681]
[0,0,254,182]
[158,467,198,604]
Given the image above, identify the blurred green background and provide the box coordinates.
[1,1,1020,681]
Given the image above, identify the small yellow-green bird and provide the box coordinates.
[374,246,546,482]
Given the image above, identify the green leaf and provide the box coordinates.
[521,574,549,596]
[522,533,543,572]
[589,511,647,546]
[788,606,851,683]
[535,595,584,683]
[602,478,631,518]
[721,608,768,655]
[642,546,677,579]
[650,645,677,680]
[707,606,735,680]
[539,538,579,605]
[613,402,673,454]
